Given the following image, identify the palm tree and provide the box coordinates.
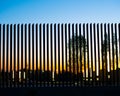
[67,33,87,74]
[102,33,118,68]
[102,32,118,82]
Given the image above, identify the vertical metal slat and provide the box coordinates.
[39,24,42,87]
[54,24,56,87]
[115,23,118,86]
[28,24,31,87]
[86,23,90,86]
[17,24,19,87]
[79,24,83,87]
[90,23,93,86]
[97,24,100,86]
[32,24,34,87]
[6,24,9,87]
[83,23,86,86]
[47,24,49,86]
[61,24,64,86]
[65,24,67,86]
[43,24,45,87]
[111,24,115,86]
[10,24,12,87]
[50,24,53,87]
[36,24,38,87]
[58,24,60,87]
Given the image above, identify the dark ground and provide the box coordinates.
[0,87,120,96]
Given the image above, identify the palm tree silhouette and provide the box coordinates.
[67,33,87,74]
[102,31,118,82]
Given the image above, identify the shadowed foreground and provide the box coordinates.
[0,87,120,96]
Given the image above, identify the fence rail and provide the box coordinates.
[0,23,120,87]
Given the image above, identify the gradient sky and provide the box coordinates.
[0,0,120,23]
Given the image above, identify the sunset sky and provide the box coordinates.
[0,0,120,75]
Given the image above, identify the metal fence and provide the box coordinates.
[0,23,120,87]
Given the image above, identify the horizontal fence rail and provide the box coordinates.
[0,23,120,87]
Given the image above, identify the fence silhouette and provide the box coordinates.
[0,23,120,87]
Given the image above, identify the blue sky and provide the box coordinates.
[0,0,120,23]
